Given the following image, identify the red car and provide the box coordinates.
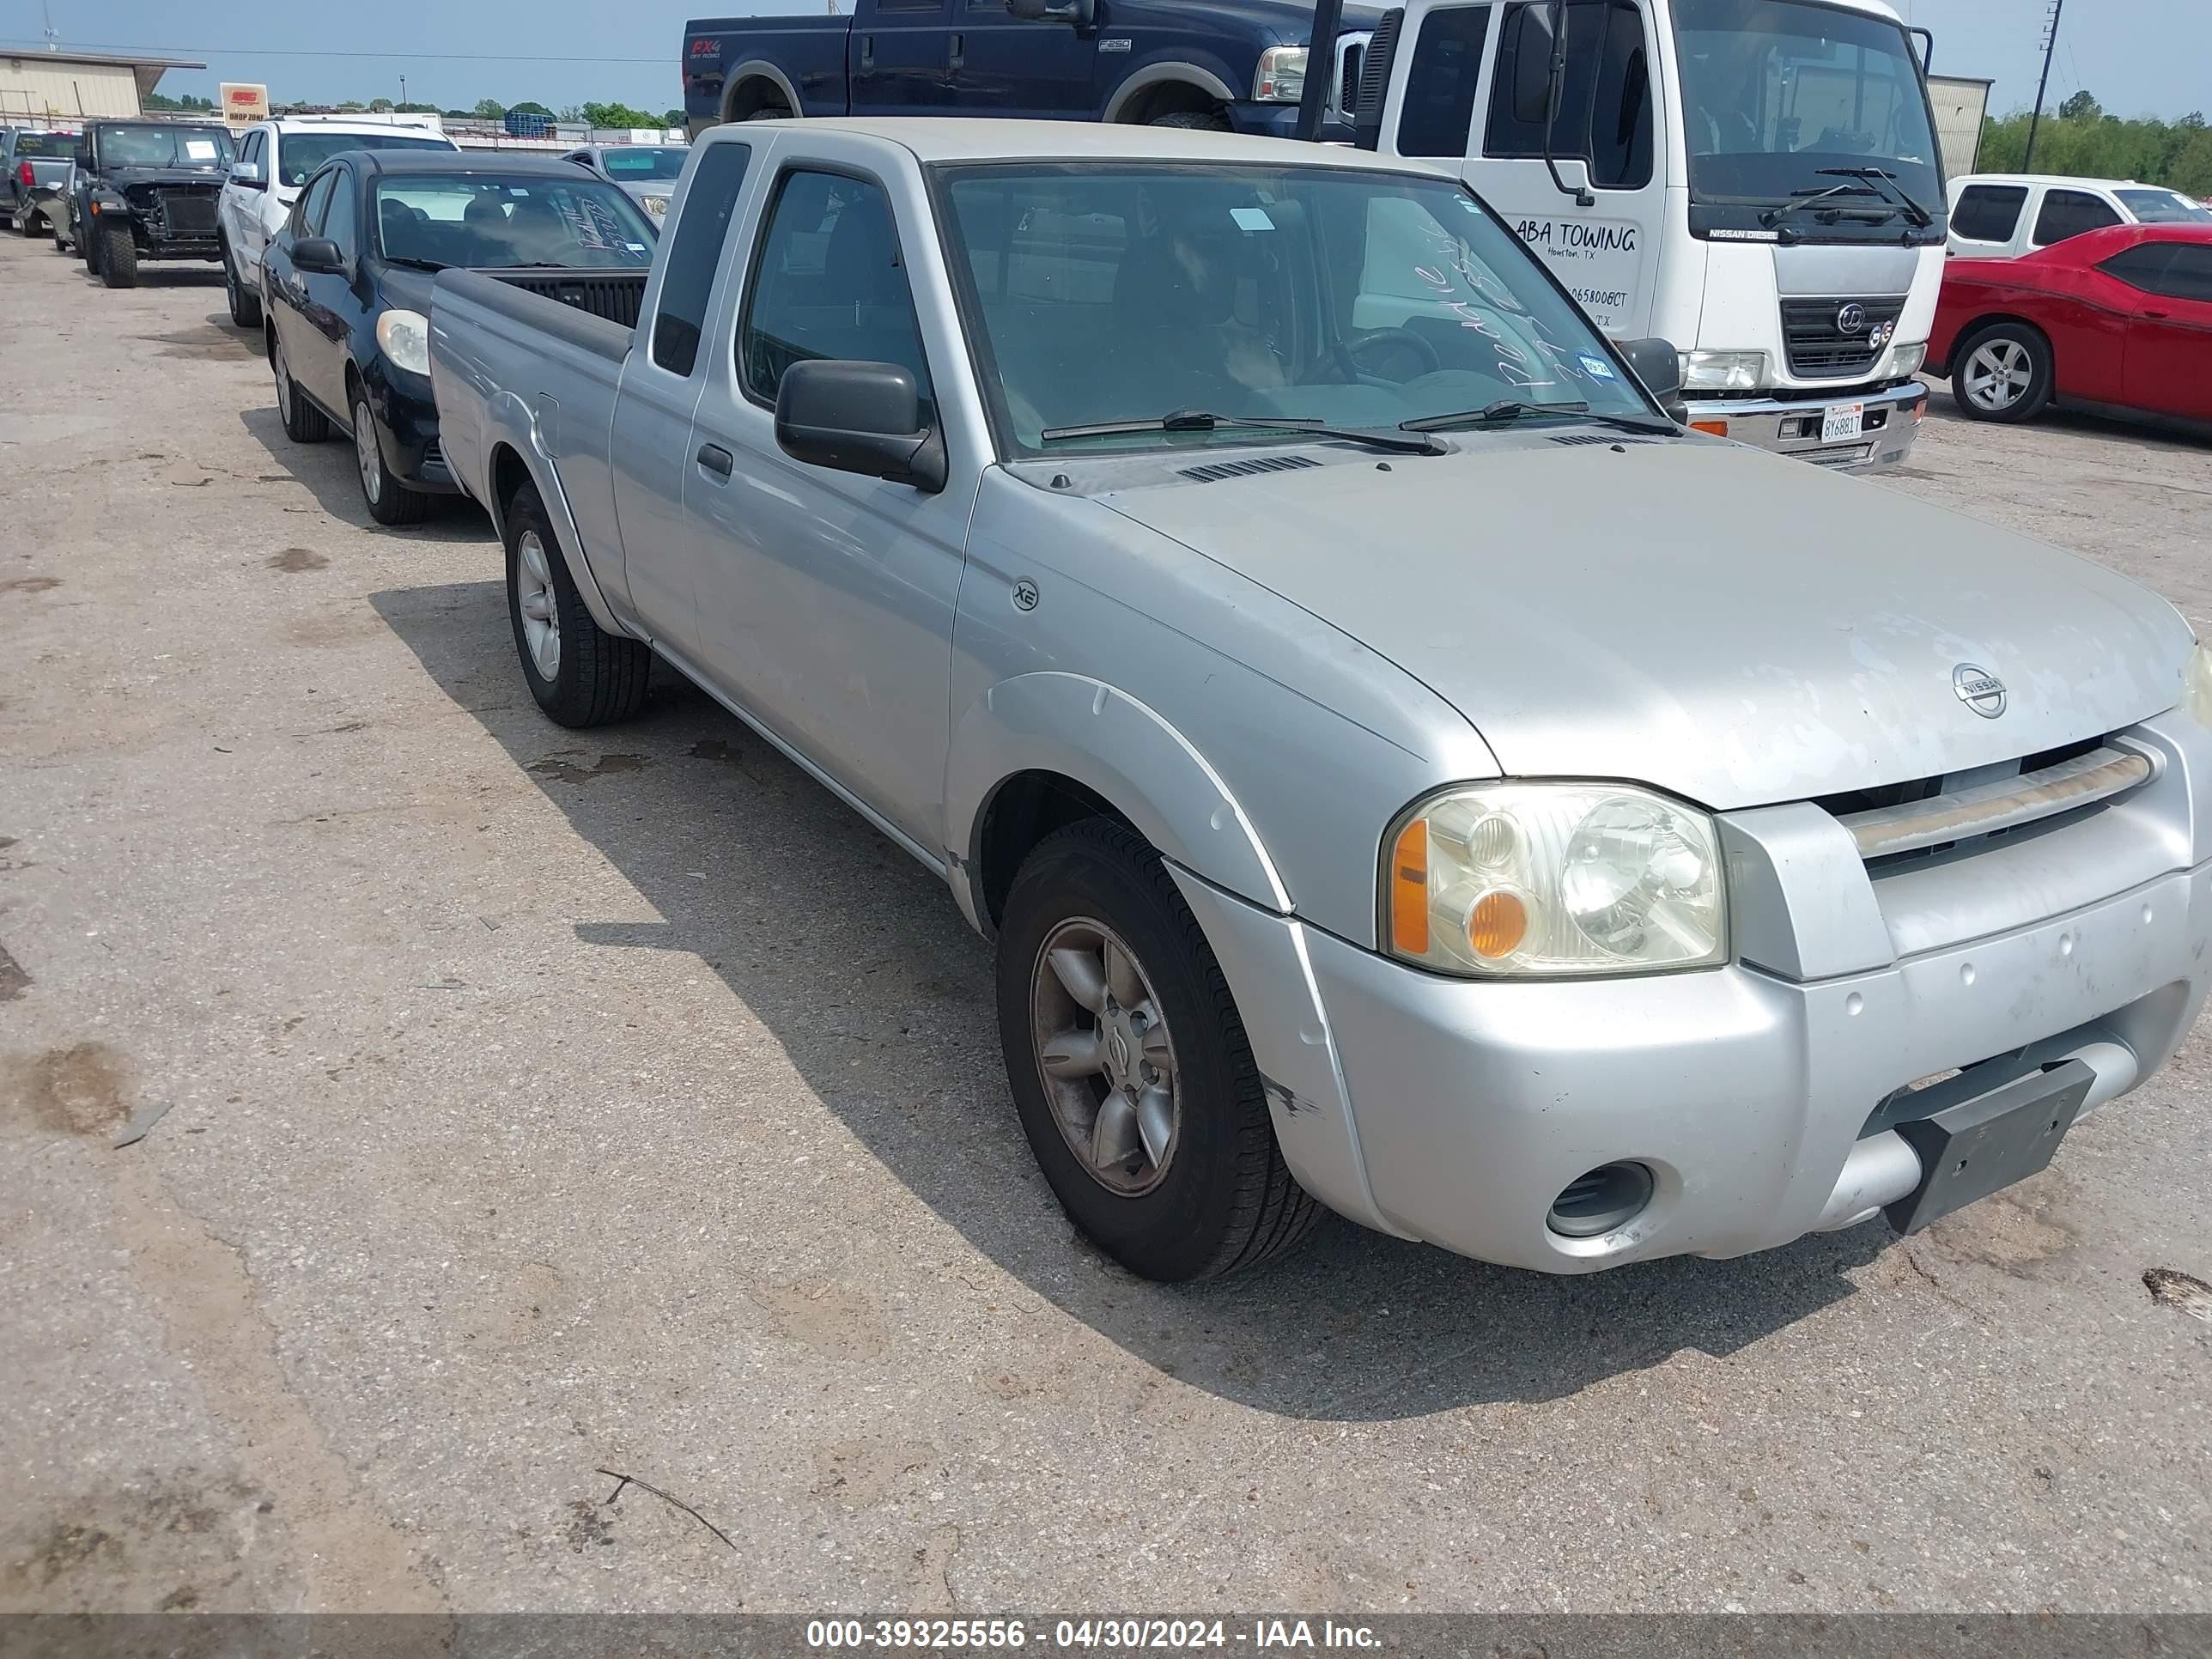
[1929,222,2212,428]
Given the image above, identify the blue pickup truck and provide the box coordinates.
[682,0,1377,140]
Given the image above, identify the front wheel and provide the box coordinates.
[353,394,428,527]
[97,222,137,288]
[996,820,1322,1281]
[505,481,653,728]
[223,244,262,329]
[1951,322,2052,423]
[1146,109,1231,132]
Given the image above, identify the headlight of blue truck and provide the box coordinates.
[1383,783,1728,976]
[1254,46,1307,102]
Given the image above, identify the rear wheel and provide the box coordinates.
[505,481,653,728]
[271,331,331,443]
[996,820,1322,1281]
[353,393,429,527]
[97,222,137,288]
[1951,322,2052,423]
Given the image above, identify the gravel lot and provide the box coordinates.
[3,229,2209,1618]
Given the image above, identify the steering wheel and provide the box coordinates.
[1333,326,1442,384]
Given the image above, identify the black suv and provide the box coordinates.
[72,119,234,288]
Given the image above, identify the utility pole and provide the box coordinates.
[2022,0,2064,171]
[400,74,409,109]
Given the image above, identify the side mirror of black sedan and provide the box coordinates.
[293,236,346,276]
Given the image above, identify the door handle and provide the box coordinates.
[2145,309,2172,319]
[949,32,964,68]
[696,443,734,477]
[860,35,874,70]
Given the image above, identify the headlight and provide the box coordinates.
[644,194,669,216]
[2185,641,2212,729]
[377,308,431,377]
[1678,349,1768,392]
[1254,45,1308,102]
[1383,783,1728,977]
[1890,341,1928,376]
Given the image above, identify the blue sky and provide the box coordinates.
[1,0,2204,120]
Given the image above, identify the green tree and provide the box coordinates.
[509,100,556,118]
[662,109,685,128]
[1977,103,2212,195]
[472,97,507,120]
[580,100,660,129]
[368,96,394,112]
[144,90,216,111]
[2057,89,2101,123]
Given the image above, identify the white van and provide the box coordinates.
[1946,173,2212,260]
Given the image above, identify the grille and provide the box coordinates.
[1178,454,1321,483]
[1779,296,1906,379]
[420,438,445,471]
[1338,42,1365,114]
[1353,10,1402,131]
[159,189,217,235]
[490,269,646,329]
[1801,443,1874,467]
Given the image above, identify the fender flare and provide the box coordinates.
[945,672,1291,923]
[477,395,632,641]
[721,61,805,122]
[1102,61,1240,123]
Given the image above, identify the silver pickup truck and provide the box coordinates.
[431,118,2212,1282]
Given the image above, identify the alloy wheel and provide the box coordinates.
[354,403,384,505]
[515,530,561,683]
[1963,338,2032,412]
[273,337,293,422]
[1028,916,1181,1196]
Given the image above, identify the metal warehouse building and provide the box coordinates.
[0,48,205,123]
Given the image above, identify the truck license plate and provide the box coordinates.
[1883,1060,2093,1235]
[1821,402,1864,443]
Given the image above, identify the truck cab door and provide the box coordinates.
[853,0,960,114]
[950,0,1098,118]
[1395,0,1662,342]
[680,150,976,854]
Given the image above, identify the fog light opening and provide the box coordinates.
[1547,1162,1656,1239]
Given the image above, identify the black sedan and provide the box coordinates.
[259,150,659,526]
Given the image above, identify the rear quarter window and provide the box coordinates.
[1950,184,2027,243]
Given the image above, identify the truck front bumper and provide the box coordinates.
[1173,716,2212,1274]
[1682,378,1927,472]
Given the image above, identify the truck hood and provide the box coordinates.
[1096,438,2193,810]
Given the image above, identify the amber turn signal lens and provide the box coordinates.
[1690,419,1729,437]
[1468,889,1528,959]
[1389,819,1429,956]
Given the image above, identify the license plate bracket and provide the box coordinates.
[1884,1060,2094,1235]
[1821,402,1864,443]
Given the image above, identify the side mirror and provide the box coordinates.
[1510,5,1556,124]
[293,235,346,275]
[73,143,91,170]
[1009,0,1095,23]
[1617,336,1689,422]
[775,359,947,492]
[230,162,266,190]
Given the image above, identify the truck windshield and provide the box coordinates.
[935,162,1654,455]
[99,125,232,169]
[278,131,453,189]
[1674,0,1940,216]
[602,148,688,180]
[374,174,657,270]
[2117,189,2212,226]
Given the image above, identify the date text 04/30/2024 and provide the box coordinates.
[804,1620,1381,1650]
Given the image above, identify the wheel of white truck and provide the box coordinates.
[223,242,262,330]
[996,819,1322,1281]
[1951,322,2052,424]
[504,480,653,728]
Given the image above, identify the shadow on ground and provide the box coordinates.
[240,406,489,544]
[371,578,1892,1421]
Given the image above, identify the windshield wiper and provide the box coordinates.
[1038,409,1445,455]
[1401,398,1676,436]
[1816,166,1934,228]
[383,254,445,272]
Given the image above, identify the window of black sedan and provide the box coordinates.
[371,173,657,270]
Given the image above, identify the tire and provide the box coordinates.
[82,221,100,271]
[1146,109,1231,131]
[223,243,263,329]
[270,329,331,443]
[98,221,137,288]
[996,819,1323,1281]
[352,393,428,527]
[505,481,652,728]
[1950,321,2052,423]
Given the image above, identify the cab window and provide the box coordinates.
[1399,6,1493,158]
[1950,184,2026,244]
[2033,187,2121,246]
[1486,0,1652,189]
[739,169,934,417]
